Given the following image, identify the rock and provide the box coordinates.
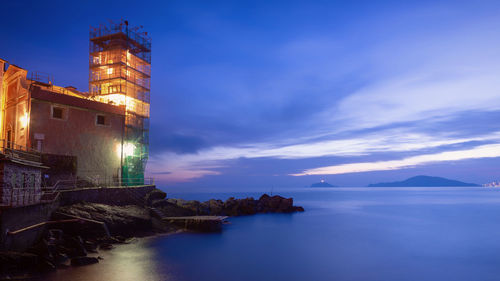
[158,200,197,217]
[99,243,114,250]
[144,189,167,205]
[198,201,210,215]
[70,256,99,266]
[48,229,64,240]
[112,236,128,243]
[57,203,153,237]
[165,217,224,232]
[207,199,224,215]
[166,199,206,214]
[38,258,57,272]
[257,194,296,213]
[161,194,304,217]
[238,197,257,215]
[54,253,69,266]
[83,240,98,253]
[294,206,305,212]
[63,236,87,257]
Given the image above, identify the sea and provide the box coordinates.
[43,187,500,281]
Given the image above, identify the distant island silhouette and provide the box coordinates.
[311,180,336,187]
[368,175,480,187]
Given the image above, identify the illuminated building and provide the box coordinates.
[89,20,151,185]
[0,20,151,205]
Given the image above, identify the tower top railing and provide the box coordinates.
[90,20,151,52]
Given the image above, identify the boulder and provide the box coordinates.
[223,197,240,216]
[207,199,224,215]
[99,243,114,250]
[83,240,98,253]
[144,189,167,205]
[38,258,57,272]
[257,194,296,213]
[70,256,99,266]
[151,199,170,208]
[157,201,197,217]
[238,198,258,215]
[62,236,87,257]
[294,206,305,212]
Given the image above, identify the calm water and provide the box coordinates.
[45,187,500,281]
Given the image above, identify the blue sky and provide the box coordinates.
[2,0,500,189]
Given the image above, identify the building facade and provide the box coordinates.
[89,20,151,184]
[0,21,151,197]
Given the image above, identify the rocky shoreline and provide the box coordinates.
[0,191,303,280]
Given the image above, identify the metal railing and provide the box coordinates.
[0,139,41,163]
[1,176,154,208]
[42,177,154,192]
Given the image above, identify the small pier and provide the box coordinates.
[162,216,229,232]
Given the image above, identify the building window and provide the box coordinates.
[109,85,119,93]
[96,114,106,126]
[52,106,65,119]
[11,173,16,188]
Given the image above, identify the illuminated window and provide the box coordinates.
[109,85,119,93]
[107,68,113,75]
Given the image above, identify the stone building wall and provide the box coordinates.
[0,161,42,207]
[29,88,125,182]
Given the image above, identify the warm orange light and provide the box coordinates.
[96,94,150,117]
[19,113,29,127]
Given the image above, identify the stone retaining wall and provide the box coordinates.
[58,185,156,206]
[0,201,60,251]
[0,185,157,251]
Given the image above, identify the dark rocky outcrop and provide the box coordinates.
[0,189,304,279]
[57,203,153,237]
[145,189,167,205]
[154,194,304,217]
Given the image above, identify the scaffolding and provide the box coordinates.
[89,20,151,184]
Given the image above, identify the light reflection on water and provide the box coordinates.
[44,187,500,281]
[42,236,177,281]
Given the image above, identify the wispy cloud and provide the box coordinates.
[330,72,500,131]
[291,143,500,176]
[147,130,500,182]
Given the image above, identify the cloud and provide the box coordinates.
[147,130,500,182]
[330,72,500,131]
[291,143,500,176]
[150,171,172,175]
[145,6,500,185]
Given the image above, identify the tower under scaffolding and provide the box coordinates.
[89,20,151,184]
